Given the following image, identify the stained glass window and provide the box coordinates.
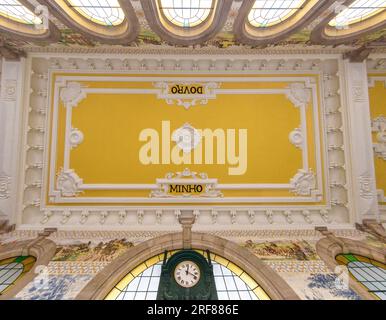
[248,0,307,28]
[66,0,125,26]
[0,0,42,25]
[0,256,36,295]
[210,253,270,300]
[336,254,386,300]
[105,250,270,300]
[329,0,386,27]
[159,0,214,28]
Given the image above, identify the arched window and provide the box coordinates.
[66,0,125,26]
[248,0,307,27]
[336,254,386,300]
[158,0,214,28]
[0,0,42,25]
[105,250,270,300]
[0,256,36,296]
[329,0,386,28]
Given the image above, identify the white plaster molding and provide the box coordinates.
[45,74,324,204]
[172,123,201,153]
[358,173,377,200]
[1,79,17,101]
[289,127,303,149]
[286,83,312,108]
[290,169,317,196]
[56,169,83,197]
[118,210,127,224]
[60,82,87,108]
[372,116,386,160]
[341,61,379,222]
[150,168,223,198]
[154,81,220,110]
[69,128,84,149]
[13,56,352,227]
[80,209,89,224]
[0,174,11,200]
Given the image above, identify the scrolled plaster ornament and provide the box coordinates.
[172,123,201,153]
[0,174,11,200]
[154,81,220,110]
[372,116,386,160]
[211,210,218,224]
[2,79,17,101]
[286,83,311,108]
[56,169,83,197]
[80,210,90,224]
[156,210,162,224]
[358,173,376,200]
[60,82,87,108]
[61,210,72,224]
[265,210,274,224]
[230,210,237,224]
[40,210,53,224]
[137,210,144,224]
[100,211,108,225]
[248,210,255,224]
[289,128,303,149]
[151,169,223,198]
[69,128,84,149]
[118,210,127,224]
[290,169,316,196]
[283,210,293,224]
[302,210,313,224]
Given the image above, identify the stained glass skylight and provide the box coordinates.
[329,0,386,27]
[0,0,42,25]
[66,0,125,26]
[0,256,36,295]
[248,0,307,28]
[159,0,214,28]
[336,254,386,300]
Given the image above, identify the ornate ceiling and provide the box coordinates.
[0,0,386,58]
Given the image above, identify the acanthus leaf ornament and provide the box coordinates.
[290,169,316,196]
[60,82,87,108]
[286,83,311,108]
[56,169,83,197]
[372,116,386,160]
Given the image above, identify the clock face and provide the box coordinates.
[174,261,201,288]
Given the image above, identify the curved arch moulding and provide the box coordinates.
[40,0,139,45]
[0,0,60,43]
[140,0,233,46]
[234,0,336,46]
[311,0,386,45]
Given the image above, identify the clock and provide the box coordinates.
[174,260,201,288]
